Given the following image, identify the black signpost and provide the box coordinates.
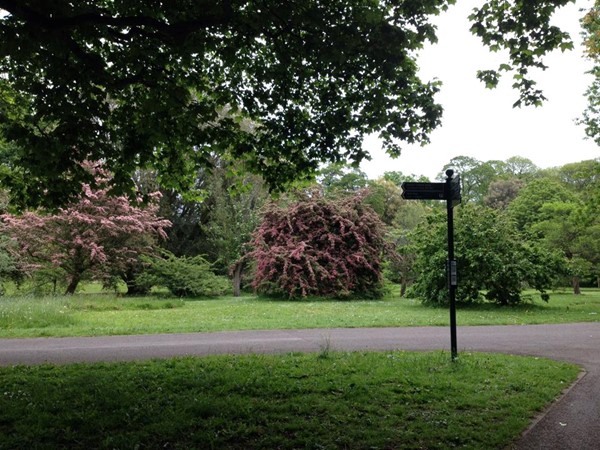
[444,170,459,360]
[402,169,461,360]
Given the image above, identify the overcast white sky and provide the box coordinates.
[360,0,600,180]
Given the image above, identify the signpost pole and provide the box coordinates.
[402,170,460,362]
[445,169,458,361]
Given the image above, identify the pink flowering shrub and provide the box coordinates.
[250,191,388,298]
[1,163,171,294]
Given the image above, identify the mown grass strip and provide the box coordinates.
[0,351,580,449]
[0,288,598,338]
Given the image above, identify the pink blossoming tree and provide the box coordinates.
[249,191,388,299]
[1,163,171,294]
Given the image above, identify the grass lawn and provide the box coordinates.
[0,287,598,338]
[0,351,580,449]
[0,287,590,449]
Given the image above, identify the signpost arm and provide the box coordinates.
[446,169,458,361]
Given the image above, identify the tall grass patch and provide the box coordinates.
[0,297,75,330]
[0,295,184,335]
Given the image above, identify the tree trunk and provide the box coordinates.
[597,275,600,289]
[400,279,407,298]
[572,276,581,295]
[65,275,81,295]
[232,260,246,297]
[125,280,148,296]
[122,266,150,296]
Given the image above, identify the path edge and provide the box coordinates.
[508,368,588,449]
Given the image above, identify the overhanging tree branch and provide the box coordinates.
[0,0,232,41]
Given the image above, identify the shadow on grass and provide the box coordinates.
[0,352,581,450]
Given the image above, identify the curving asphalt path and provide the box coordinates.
[0,323,599,449]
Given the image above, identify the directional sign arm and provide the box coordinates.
[401,182,446,200]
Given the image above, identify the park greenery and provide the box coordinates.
[0,154,596,449]
[1,4,600,449]
[0,155,597,305]
[0,2,599,303]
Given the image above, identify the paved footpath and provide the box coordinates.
[1,323,599,449]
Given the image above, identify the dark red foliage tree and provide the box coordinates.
[250,191,388,298]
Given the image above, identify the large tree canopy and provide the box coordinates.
[0,0,575,207]
[580,1,600,144]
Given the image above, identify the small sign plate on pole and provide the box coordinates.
[401,182,446,200]
[447,259,457,287]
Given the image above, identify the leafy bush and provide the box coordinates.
[249,191,388,299]
[408,204,563,306]
[138,251,230,298]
